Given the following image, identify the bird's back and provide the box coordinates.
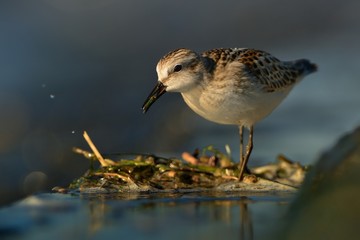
[202,48,317,93]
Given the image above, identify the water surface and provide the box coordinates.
[0,192,293,240]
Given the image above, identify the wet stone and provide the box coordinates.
[282,126,360,240]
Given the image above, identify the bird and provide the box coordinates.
[142,48,317,181]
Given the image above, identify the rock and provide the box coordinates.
[281,126,360,240]
[215,177,297,193]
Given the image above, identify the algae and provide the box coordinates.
[54,131,306,194]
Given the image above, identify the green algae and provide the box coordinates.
[68,146,239,193]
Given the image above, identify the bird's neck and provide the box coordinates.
[180,82,206,115]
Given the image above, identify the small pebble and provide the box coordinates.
[243,175,258,184]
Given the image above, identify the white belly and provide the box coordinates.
[182,86,291,127]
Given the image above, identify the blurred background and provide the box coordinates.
[0,0,359,205]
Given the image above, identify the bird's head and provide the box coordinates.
[142,49,204,113]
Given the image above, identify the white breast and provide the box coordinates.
[182,83,291,127]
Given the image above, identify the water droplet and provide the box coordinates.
[41,84,46,88]
[50,94,55,99]
[71,130,75,134]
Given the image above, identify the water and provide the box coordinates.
[0,192,293,240]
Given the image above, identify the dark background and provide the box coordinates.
[1,0,359,205]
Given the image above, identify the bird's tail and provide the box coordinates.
[293,59,318,76]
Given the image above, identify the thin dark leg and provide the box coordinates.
[238,126,254,180]
[238,125,244,181]
[244,126,254,162]
[239,125,244,163]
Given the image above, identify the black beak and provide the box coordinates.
[142,81,167,113]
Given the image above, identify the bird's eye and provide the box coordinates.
[173,65,182,72]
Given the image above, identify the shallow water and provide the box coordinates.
[0,192,293,240]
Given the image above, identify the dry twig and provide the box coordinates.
[83,131,115,167]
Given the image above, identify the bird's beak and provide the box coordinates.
[142,81,167,113]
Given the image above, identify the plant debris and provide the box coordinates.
[55,131,307,194]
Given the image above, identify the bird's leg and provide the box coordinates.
[238,125,245,180]
[239,125,244,162]
[238,126,254,180]
[244,126,254,167]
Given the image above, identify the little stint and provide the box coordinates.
[142,48,317,180]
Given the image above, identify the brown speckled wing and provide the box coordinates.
[203,48,316,92]
[236,49,305,92]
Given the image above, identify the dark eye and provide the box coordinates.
[174,65,182,72]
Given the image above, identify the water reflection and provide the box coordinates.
[240,199,253,240]
[0,193,291,239]
[78,192,289,240]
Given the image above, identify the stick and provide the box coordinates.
[83,131,109,167]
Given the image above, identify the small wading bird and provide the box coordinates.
[142,48,317,181]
